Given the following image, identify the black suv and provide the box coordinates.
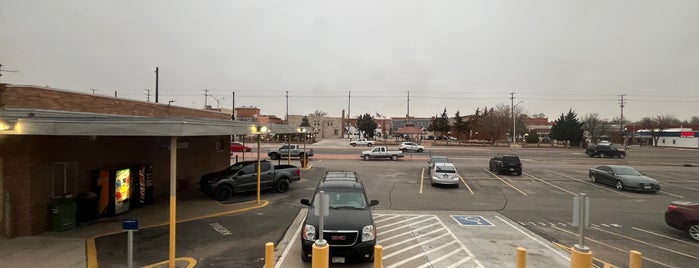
[300,171,379,263]
[489,154,522,176]
[585,145,626,158]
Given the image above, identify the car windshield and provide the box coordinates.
[436,166,456,173]
[431,156,448,163]
[614,166,642,176]
[326,191,367,209]
[503,156,520,162]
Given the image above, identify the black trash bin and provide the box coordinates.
[49,196,77,232]
[75,192,99,223]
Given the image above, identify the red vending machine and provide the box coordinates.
[131,164,153,208]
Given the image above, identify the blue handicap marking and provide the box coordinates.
[451,215,493,226]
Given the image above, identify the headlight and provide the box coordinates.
[361,225,375,242]
[302,224,316,241]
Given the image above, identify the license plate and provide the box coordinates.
[331,257,345,263]
[644,185,651,189]
[509,168,515,171]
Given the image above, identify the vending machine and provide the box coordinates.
[131,164,153,208]
[96,167,131,216]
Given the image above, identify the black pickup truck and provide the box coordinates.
[199,160,301,201]
[585,145,626,158]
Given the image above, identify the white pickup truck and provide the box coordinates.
[360,146,404,161]
[350,138,375,147]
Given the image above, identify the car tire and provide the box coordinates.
[600,153,606,158]
[391,154,398,161]
[368,144,372,147]
[269,153,279,160]
[619,153,626,158]
[688,223,699,242]
[417,148,424,152]
[363,154,370,161]
[590,175,597,183]
[274,179,290,193]
[301,253,311,262]
[615,180,625,191]
[516,172,522,176]
[213,185,233,201]
[351,144,356,147]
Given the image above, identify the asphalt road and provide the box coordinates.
[96,141,699,268]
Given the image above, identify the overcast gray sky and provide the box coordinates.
[2,0,698,122]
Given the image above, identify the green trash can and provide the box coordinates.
[49,196,77,232]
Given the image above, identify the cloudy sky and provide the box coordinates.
[2,0,698,122]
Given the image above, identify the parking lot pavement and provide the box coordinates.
[273,209,570,268]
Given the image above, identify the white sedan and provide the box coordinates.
[399,142,425,152]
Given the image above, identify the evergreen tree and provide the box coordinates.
[549,109,584,146]
[453,111,469,140]
[357,113,378,139]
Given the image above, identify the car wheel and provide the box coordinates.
[688,223,699,242]
[213,185,233,201]
[600,153,606,158]
[615,180,625,191]
[274,179,290,193]
[368,144,372,147]
[351,144,356,147]
[363,154,371,161]
[391,154,398,161]
[516,172,522,176]
[269,153,279,160]
[417,148,424,152]
[619,153,626,158]
[301,253,311,262]
[590,175,597,183]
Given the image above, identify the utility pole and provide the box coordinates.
[285,90,289,124]
[204,89,209,108]
[155,67,159,103]
[91,89,97,94]
[618,94,626,132]
[511,92,515,145]
[145,89,151,102]
[231,91,235,120]
[406,91,410,125]
[347,91,351,139]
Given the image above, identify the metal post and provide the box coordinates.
[265,242,275,268]
[629,250,642,268]
[374,245,383,268]
[516,247,526,268]
[575,193,589,252]
[303,132,307,168]
[127,230,134,268]
[256,134,261,204]
[287,135,291,165]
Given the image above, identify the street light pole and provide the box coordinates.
[251,125,268,204]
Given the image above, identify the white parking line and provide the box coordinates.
[523,172,578,196]
[631,227,699,247]
[383,232,451,258]
[379,222,441,243]
[592,226,699,260]
[386,240,458,268]
[382,229,446,250]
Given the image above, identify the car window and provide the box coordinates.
[327,191,367,209]
[599,166,612,173]
[614,166,642,176]
[503,156,520,162]
[260,162,271,172]
[435,166,456,173]
[240,163,256,174]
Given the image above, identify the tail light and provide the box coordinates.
[667,204,678,211]
[296,168,301,176]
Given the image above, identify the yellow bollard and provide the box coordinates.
[629,250,642,268]
[570,247,592,268]
[264,242,274,268]
[374,245,383,268]
[312,242,329,268]
[516,247,526,268]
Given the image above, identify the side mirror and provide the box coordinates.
[300,199,311,206]
[369,200,379,207]
[237,170,245,176]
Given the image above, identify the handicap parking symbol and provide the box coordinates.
[451,215,494,226]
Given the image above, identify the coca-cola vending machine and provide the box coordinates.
[131,164,153,208]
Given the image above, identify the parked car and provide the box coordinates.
[585,145,626,158]
[588,165,660,193]
[349,138,375,147]
[268,144,314,160]
[427,155,449,172]
[230,141,252,152]
[430,162,460,187]
[398,142,424,152]
[360,146,404,161]
[489,154,522,176]
[199,160,300,201]
[664,201,699,242]
[300,171,380,263]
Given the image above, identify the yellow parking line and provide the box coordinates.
[142,257,198,268]
[459,175,474,195]
[484,169,528,196]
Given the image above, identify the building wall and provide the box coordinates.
[0,135,229,237]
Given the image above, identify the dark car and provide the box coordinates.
[585,145,626,158]
[300,171,379,263]
[489,154,522,176]
[665,201,699,242]
[199,160,300,201]
[588,165,660,193]
[427,155,449,172]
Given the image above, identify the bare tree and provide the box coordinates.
[641,115,679,146]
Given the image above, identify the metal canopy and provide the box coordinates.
[0,108,299,136]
